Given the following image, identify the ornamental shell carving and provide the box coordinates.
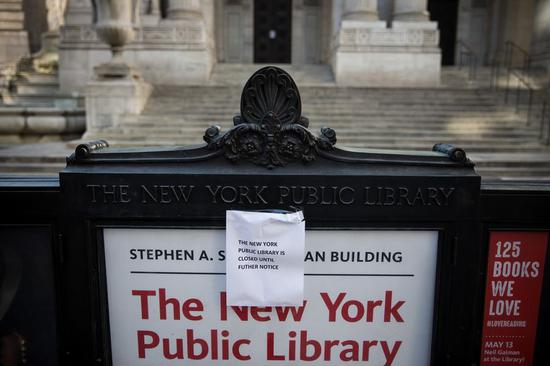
[204,66,336,168]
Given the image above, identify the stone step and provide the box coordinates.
[101,137,545,152]
[4,96,81,109]
[143,106,511,115]
[150,89,499,97]
[475,166,550,179]
[137,110,523,120]
[140,115,521,125]
[128,110,524,118]
[0,11,23,21]
[108,125,539,138]
[0,154,65,163]
[146,97,503,104]
[16,82,60,95]
[124,120,528,130]
[144,95,507,103]
[2,161,550,180]
[146,93,502,100]
[18,72,58,84]
[119,121,528,130]
[0,3,22,11]
[476,160,550,169]
[108,121,537,131]
[147,96,501,106]
[155,83,495,91]
[339,145,545,153]
[0,162,64,174]
[151,90,499,101]
[117,119,534,129]
[0,21,23,30]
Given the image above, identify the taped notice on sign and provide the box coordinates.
[226,210,305,306]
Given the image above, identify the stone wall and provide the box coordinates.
[0,0,29,64]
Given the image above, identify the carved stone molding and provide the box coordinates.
[203,66,337,168]
[335,27,439,49]
[61,25,206,47]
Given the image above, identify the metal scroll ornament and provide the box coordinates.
[204,66,336,168]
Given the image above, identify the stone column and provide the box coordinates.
[63,0,93,26]
[0,0,29,64]
[393,0,430,22]
[158,0,215,84]
[339,0,386,29]
[140,0,161,26]
[343,0,380,22]
[338,0,386,44]
[532,0,550,72]
[392,0,435,28]
[166,0,202,21]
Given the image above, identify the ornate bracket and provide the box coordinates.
[203,66,336,169]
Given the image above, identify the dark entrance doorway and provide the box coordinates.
[254,0,292,63]
[428,0,459,65]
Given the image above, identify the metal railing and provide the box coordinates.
[511,67,535,124]
[503,41,532,104]
[456,40,478,81]
[490,40,550,144]
[540,97,550,145]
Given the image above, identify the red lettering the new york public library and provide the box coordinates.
[131,289,405,364]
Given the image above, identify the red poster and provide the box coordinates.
[480,231,548,365]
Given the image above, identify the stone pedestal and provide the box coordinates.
[85,76,152,137]
[332,26,441,87]
[84,0,152,138]
[332,0,441,86]
[32,31,61,74]
[59,0,215,93]
[0,0,28,64]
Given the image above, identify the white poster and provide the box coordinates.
[226,210,305,306]
[103,228,438,366]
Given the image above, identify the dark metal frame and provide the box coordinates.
[55,67,482,365]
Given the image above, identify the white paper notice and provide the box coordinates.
[226,210,305,306]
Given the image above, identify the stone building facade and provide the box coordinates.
[2,0,550,90]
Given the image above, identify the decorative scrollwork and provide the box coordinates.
[204,66,336,168]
